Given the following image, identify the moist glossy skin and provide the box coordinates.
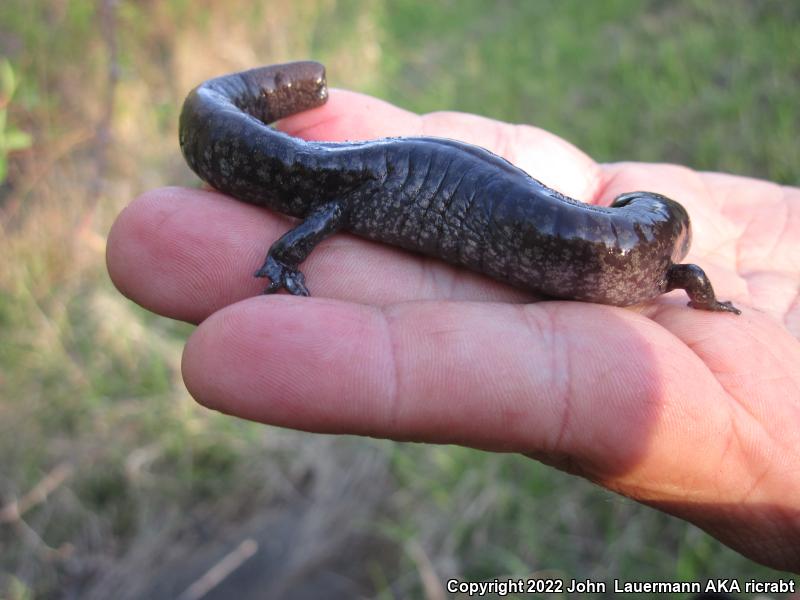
[179,61,740,314]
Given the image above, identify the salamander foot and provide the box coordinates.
[254,256,310,296]
[666,263,741,315]
[688,299,740,314]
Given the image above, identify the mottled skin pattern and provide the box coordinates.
[179,61,739,313]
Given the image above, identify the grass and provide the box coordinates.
[0,0,798,598]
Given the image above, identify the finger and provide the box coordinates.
[182,295,734,491]
[106,187,530,323]
[281,89,602,200]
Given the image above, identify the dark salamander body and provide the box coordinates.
[179,61,739,314]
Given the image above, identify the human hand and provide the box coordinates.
[107,89,800,572]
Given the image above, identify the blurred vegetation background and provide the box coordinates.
[1,0,798,598]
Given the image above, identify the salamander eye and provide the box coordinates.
[611,191,671,208]
[611,192,642,208]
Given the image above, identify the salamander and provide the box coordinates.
[178,60,740,314]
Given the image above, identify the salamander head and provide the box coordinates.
[611,191,692,262]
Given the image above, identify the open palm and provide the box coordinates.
[107,89,800,572]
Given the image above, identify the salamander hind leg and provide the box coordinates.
[666,263,741,315]
[254,200,346,296]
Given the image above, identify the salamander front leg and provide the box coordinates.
[254,200,346,296]
[666,263,741,315]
